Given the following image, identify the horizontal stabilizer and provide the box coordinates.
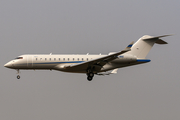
[155,39,168,44]
[143,34,172,40]
[143,34,172,44]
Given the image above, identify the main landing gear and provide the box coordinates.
[87,70,94,81]
[16,69,20,79]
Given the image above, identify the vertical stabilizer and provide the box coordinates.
[125,35,171,58]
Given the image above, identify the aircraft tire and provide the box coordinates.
[17,75,20,79]
[87,76,93,81]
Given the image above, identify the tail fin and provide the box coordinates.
[125,35,172,58]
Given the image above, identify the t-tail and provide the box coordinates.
[125,35,172,59]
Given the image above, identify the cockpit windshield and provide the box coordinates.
[15,57,23,59]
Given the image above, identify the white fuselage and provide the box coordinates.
[5,54,137,73]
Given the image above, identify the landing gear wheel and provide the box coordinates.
[87,76,92,81]
[89,72,94,77]
[86,69,94,81]
[17,75,20,79]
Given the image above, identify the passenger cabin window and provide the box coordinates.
[77,58,79,61]
[87,58,88,61]
[15,57,23,59]
[63,58,65,61]
[49,58,51,61]
[59,58,60,61]
[36,58,38,60]
[68,58,69,61]
[54,58,56,61]
[82,58,83,61]
[73,58,74,61]
[45,58,47,60]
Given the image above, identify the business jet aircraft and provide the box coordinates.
[4,35,171,81]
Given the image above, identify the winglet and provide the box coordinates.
[124,41,134,51]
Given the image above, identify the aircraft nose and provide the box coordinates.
[4,62,12,68]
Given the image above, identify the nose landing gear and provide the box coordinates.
[17,75,20,79]
[16,69,20,79]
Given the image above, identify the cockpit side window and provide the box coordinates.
[15,57,23,59]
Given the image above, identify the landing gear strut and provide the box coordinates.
[16,69,20,79]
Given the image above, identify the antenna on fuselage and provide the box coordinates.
[86,53,89,55]
[50,53,52,55]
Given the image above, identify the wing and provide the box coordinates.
[66,49,129,68]
[60,42,133,72]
